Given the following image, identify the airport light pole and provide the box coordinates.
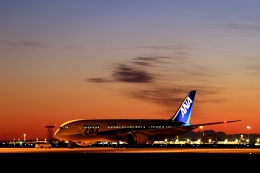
[199,126,203,143]
[247,126,251,143]
[38,130,40,140]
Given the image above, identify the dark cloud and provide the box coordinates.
[87,56,171,83]
[0,39,46,48]
[112,64,153,83]
[128,87,188,107]
[86,54,225,108]
[127,86,226,107]
[126,85,226,117]
[87,41,192,85]
[134,43,192,51]
[87,78,108,83]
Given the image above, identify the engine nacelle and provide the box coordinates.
[75,141,94,146]
[126,132,148,146]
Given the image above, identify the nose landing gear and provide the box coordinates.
[67,141,75,149]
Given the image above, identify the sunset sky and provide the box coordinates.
[1,0,260,141]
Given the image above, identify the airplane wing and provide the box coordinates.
[118,119,243,136]
[186,119,243,128]
[139,119,243,135]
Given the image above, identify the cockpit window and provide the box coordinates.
[60,126,69,129]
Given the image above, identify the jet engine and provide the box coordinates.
[126,132,148,146]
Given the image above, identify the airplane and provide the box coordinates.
[54,90,242,148]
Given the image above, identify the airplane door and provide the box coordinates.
[76,124,82,132]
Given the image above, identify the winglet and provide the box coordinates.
[170,90,196,124]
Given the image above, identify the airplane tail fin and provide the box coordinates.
[170,90,196,124]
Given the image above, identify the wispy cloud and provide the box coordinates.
[65,46,79,50]
[134,44,191,51]
[86,42,227,114]
[87,55,183,84]
[133,42,193,51]
[127,85,225,107]
[226,22,260,33]
[0,39,46,48]
[130,56,175,67]
[234,55,260,87]
[223,11,260,36]
[87,78,109,83]
[244,64,260,75]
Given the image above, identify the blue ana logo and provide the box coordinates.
[180,97,193,118]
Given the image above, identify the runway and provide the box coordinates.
[1,147,260,154]
[1,147,259,170]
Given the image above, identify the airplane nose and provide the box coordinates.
[54,128,60,138]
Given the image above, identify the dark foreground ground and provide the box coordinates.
[0,152,259,170]
[1,144,259,170]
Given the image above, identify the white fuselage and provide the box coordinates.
[54,119,193,145]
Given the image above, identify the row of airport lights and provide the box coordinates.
[2,126,254,143]
[198,125,252,143]
[3,130,43,143]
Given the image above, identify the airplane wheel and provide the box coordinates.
[67,141,74,149]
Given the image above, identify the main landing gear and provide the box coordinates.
[67,141,75,149]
